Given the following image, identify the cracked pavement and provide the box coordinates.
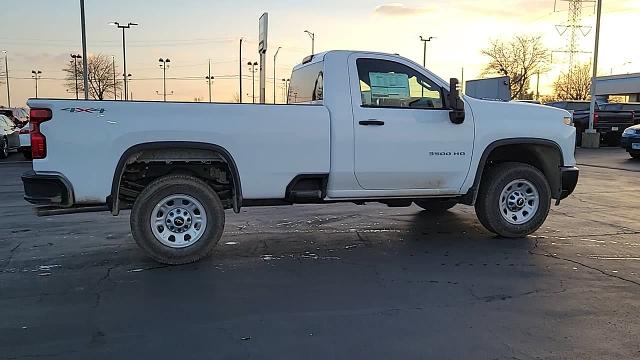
[1,149,640,359]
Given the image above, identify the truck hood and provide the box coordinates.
[464,96,571,125]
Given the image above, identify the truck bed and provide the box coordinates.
[27,99,331,204]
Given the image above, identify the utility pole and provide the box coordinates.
[110,21,138,101]
[206,59,214,103]
[159,58,170,102]
[273,47,281,104]
[419,36,436,68]
[248,61,257,103]
[112,56,117,100]
[239,38,244,103]
[2,50,9,107]
[31,70,42,98]
[80,0,89,100]
[70,54,82,100]
[587,0,602,143]
[536,71,541,100]
[304,30,315,55]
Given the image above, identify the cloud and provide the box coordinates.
[374,3,431,16]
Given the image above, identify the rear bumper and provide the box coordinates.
[22,171,73,206]
[559,166,579,200]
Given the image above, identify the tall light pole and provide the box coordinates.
[588,0,603,130]
[419,36,436,68]
[2,50,9,107]
[206,59,214,103]
[70,54,82,100]
[273,46,281,104]
[109,21,138,101]
[239,37,244,103]
[304,30,315,55]
[112,56,117,100]
[31,70,42,98]
[282,78,290,103]
[159,58,170,102]
[80,0,89,100]
[248,61,258,103]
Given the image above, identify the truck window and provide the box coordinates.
[356,58,443,110]
[288,61,324,104]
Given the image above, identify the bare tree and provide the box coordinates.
[63,54,121,100]
[553,63,592,100]
[481,35,550,100]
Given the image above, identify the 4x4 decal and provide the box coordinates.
[61,108,106,114]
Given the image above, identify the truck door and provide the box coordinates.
[349,55,474,192]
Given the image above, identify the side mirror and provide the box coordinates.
[448,78,465,125]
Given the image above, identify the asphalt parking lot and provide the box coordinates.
[1,149,639,359]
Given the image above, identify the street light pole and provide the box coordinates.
[2,50,9,107]
[248,61,257,103]
[239,38,244,103]
[80,0,89,100]
[71,54,82,100]
[273,47,281,104]
[304,30,315,55]
[206,59,214,103]
[588,0,603,133]
[419,36,436,68]
[110,21,138,101]
[31,70,42,98]
[159,58,170,102]
[112,56,117,100]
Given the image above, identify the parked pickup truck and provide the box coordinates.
[545,100,635,146]
[23,50,579,264]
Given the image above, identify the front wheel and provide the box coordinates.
[130,174,225,264]
[475,162,551,238]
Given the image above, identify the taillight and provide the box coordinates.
[29,108,52,159]
[593,112,599,126]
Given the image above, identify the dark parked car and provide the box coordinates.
[545,101,635,146]
[0,114,20,158]
[621,125,640,159]
[599,103,640,125]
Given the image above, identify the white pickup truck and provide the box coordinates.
[23,50,579,264]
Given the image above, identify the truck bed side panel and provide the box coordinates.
[27,100,331,203]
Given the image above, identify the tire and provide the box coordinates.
[0,137,8,159]
[630,153,640,160]
[130,174,225,265]
[414,199,457,212]
[475,162,551,238]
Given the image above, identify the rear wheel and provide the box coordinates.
[0,137,8,159]
[475,162,551,238]
[130,174,225,264]
[414,199,457,212]
[630,153,640,160]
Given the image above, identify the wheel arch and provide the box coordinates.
[464,138,564,205]
[109,141,242,215]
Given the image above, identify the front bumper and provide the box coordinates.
[22,171,73,206]
[559,166,579,200]
[620,136,640,152]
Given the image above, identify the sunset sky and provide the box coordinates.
[1,0,638,106]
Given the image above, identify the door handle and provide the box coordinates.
[359,120,385,126]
